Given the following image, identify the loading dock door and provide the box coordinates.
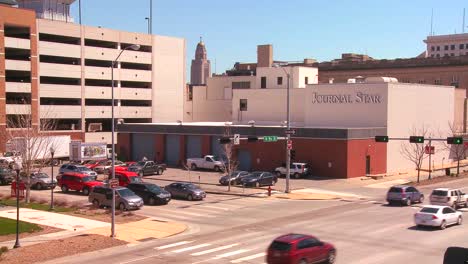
[211,136,223,158]
[131,134,155,161]
[165,135,181,166]
[237,149,252,171]
[186,136,202,159]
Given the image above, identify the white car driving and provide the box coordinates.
[414,205,463,230]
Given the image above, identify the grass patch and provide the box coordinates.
[0,217,42,236]
[0,199,74,213]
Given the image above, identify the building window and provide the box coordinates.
[261,77,266,89]
[305,77,309,85]
[232,81,251,89]
[431,54,435,58]
[239,99,248,111]
[434,79,441,85]
[436,54,440,58]
[444,54,449,57]
[451,53,455,56]
[431,46,435,51]
[436,46,440,51]
[460,44,465,49]
[451,44,455,50]
[418,79,426,84]
[277,77,283,85]
[445,45,449,50]
[187,86,193,101]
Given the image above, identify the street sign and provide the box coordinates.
[109,178,119,188]
[424,145,435,154]
[287,140,293,150]
[233,134,240,145]
[285,129,296,135]
[263,136,278,142]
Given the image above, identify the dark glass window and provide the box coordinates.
[277,77,283,85]
[261,77,266,88]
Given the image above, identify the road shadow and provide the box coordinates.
[407,225,439,232]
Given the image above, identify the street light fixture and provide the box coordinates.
[273,63,291,193]
[110,44,140,238]
[13,156,23,248]
[49,147,55,210]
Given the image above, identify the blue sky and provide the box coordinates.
[71,0,468,75]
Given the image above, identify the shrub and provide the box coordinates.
[53,197,69,207]
[0,246,8,257]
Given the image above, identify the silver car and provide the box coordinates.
[414,205,463,229]
[59,164,97,177]
[22,172,56,190]
[88,186,143,211]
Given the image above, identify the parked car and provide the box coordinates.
[266,233,336,264]
[89,186,143,211]
[219,171,250,186]
[187,155,226,172]
[110,171,142,187]
[430,188,468,209]
[94,160,125,174]
[127,182,171,205]
[127,161,166,177]
[414,205,463,230]
[274,162,311,179]
[59,164,98,177]
[0,167,15,185]
[83,159,107,170]
[58,172,103,195]
[22,172,56,190]
[240,171,277,187]
[164,182,206,201]
[386,185,424,206]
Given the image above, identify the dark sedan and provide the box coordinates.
[240,171,277,187]
[219,171,250,186]
[127,182,171,205]
[164,182,206,201]
[0,167,15,185]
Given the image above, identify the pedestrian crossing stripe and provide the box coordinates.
[191,243,239,256]
[212,249,252,260]
[155,241,193,250]
[230,252,266,263]
[171,243,211,253]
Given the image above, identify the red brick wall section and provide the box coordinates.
[346,139,387,178]
[201,135,211,156]
[155,134,165,163]
[117,133,130,161]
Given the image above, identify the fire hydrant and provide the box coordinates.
[267,185,272,196]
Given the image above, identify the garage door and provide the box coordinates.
[165,135,180,166]
[131,134,155,161]
[211,136,223,158]
[237,149,251,171]
[186,135,202,159]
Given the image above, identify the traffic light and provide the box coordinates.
[375,136,389,143]
[447,137,463,145]
[290,150,296,160]
[247,136,259,142]
[409,136,424,143]
[219,137,231,144]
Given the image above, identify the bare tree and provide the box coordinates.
[2,107,57,203]
[222,124,239,191]
[400,126,429,183]
[440,122,466,176]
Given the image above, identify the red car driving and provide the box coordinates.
[266,234,336,264]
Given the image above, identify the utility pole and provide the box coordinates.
[428,138,432,180]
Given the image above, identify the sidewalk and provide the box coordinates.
[0,207,187,248]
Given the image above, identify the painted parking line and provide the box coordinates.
[155,241,194,250]
[191,243,239,256]
[230,252,266,263]
[171,243,211,253]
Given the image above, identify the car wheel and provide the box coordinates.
[440,220,447,230]
[275,171,281,178]
[187,194,193,201]
[119,203,126,211]
[61,185,68,193]
[457,216,463,225]
[157,168,164,175]
[418,195,424,203]
[452,203,458,210]
[293,173,300,179]
[149,197,156,205]
[191,164,197,170]
[92,199,100,208]
[255,182,260,188]
[327,250,336,264]
[0,179,4,185]
[82,187,90,196]
[35,183,42,190]
[405,198,412,206]
[214,166,220,172]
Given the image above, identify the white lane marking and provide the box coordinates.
[119,254,159,264]
[191,243,239,256]
[155,241,194,250]
[154,208,215,217]
[171,243,211,253]
[230,252,266,263]
[199,204,231,211]
[213,249,252,260]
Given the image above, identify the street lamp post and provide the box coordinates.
[49,147,55,210]
[13,157,22,249]
[110,44,140,238]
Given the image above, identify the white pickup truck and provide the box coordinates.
[187,155,226,172]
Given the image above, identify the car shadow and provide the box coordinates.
[407,225,440,232]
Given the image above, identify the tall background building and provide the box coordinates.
[190,38,210,85]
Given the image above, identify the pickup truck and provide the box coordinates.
[187,155,226,172]
[430,188,468,209]
[127,161,166,177]
[274,162,311,179]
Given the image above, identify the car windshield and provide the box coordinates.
[269,241,291,252]
[184,184,199,190]
[146,184,162,193]
[421,207,440,214]
[130,177,143,183]
[136,161,146,166]
[87,160,98,165]
[212,156,221,161]
[250,172,263,177]
[389,187,402,193]
[432,190,448,196]
[3,152,14,157]
[117,188,135,197]
[35,173,48,178]
[77,167,91,172]
[82,176,97,182]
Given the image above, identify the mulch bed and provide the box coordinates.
[0,234,127,264]
[67,207,147,224]
[409,172,468,187]
[0,224,62,243]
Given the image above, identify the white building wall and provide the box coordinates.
[255,66,318,89]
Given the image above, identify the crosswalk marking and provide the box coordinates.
[199,204,231,211]
[155,241,193,250]
[230,252,266,263]
[171,243,211,253]
[154,208,215,218]
[191,243,239,256]
[213,249,252,260]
